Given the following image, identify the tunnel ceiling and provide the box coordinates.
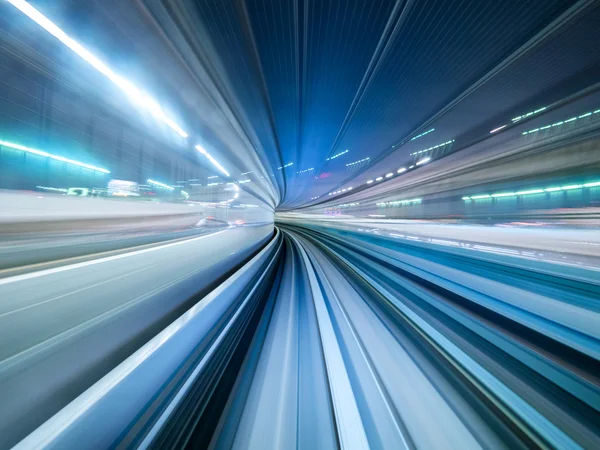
[8,0,600,208]
[185,0,600,208]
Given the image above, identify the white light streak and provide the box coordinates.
[6,0,188,138]
[195,145,230,177]
[0,139,109,173]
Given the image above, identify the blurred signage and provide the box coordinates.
[108,179,139,197]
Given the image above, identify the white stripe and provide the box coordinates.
[0,230,228,286]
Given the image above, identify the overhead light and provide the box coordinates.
[397,167,406,173]
[0,139,109,173]
[515,189,544,195]
[376,177,383,181]
[416,157,431,166]
[147,179,174,190]
[346,157,370,166]
[385,173,393,178]
[367,180,374,184]
[241,171,253,175]
[6,0,188,138]
[347,187,353,190]
[490,125,507,133]
[410,140,454,156]
[195,145,229,177]
[278,162,293,170]
[409,165,415,169]
[326,149,349,161]
[491,192,516,198]
[207,176,219,179]
[410,128,435,141]
[561,184,583,190]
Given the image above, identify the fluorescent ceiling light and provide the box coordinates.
[375,177,383,181]
[385,173,393,178]
[515,189,544,195]
[416,157,431,166]
[367,180,374,184]
[0,139,109,173]
[397,167,406,173]
[490,125,507,133]
[195,145,230,177]
[7,0,188,138]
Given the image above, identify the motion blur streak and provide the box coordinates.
[2,0,600,448]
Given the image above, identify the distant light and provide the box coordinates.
[181,190,189,198]
[397,167,406,173]
[147,179,174,190]
[0,139,110,173]
[347,187,353,190]
[515,189,544,195]
[465,179,599,200]
[277,162,293,170]
[346,157,370,166]
[416,157,431,166]
[238,179,251,184]
[490,125,507,133]
[207,182,219,186]
[410,128,435,141]
[367,180,374,184]
[195,145,230,177]
[6,0,188,138]
[512,106,546,123]
[241,171,253,175]
[37,186,68,193]
[409,165,415,169]
[385,173,393,178]
[207,176,219,179]
[376,177,383,181]
[326,149,349,161]
[297,167,314,174]
[410,140,454,156]
[368,214,386,218]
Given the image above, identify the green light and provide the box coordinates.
[544,187,562,192]
[462,196,471,200]
[564,117,577,123]
[579,112,592,118]
[471,194,491,199]
[0,139,110,173]
[491,192,516,198]
[584,181,600,187]
[516,189,544,195]
[561,184,583,190]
